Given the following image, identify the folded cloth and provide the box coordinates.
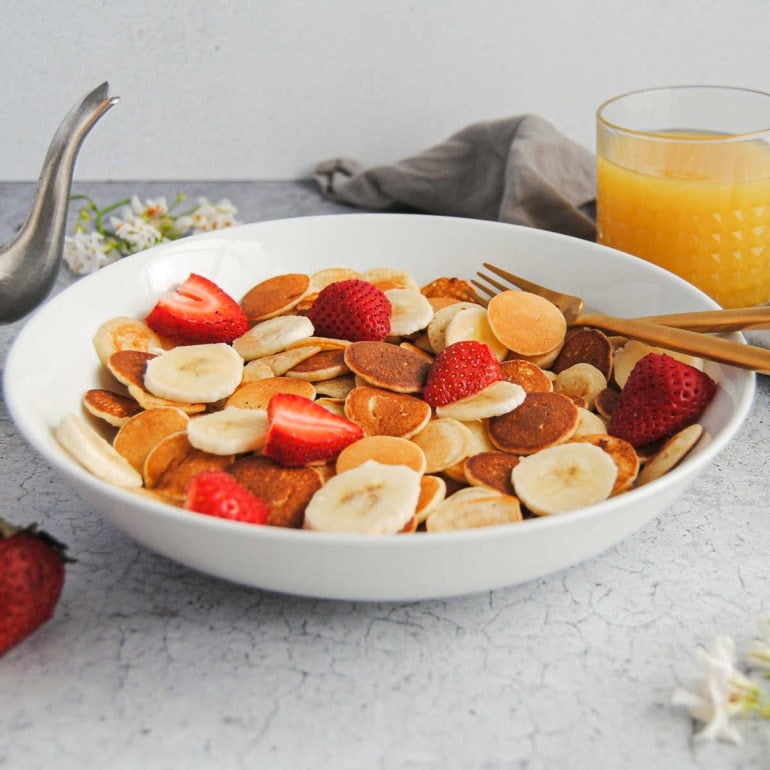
[315,115,597,240]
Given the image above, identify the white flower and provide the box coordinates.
[174,215,194,236]
[672,634,753,744]
[190,197,240,232]
[63,231,118,274]
[110,214,164,253]
[746,614,770,672]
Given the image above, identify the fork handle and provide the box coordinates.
[575,312,770,373]
[633,305,770,333]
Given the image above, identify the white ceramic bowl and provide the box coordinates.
[4,214,755,600]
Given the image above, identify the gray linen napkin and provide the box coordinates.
[315,115,597,241]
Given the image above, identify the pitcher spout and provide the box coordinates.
[0,82,119,324]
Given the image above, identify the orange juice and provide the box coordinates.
[597,133,770,308]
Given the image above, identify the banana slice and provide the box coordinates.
[144,343,243,404]
[511,442,617,516]
[436,380,526,421]
[233,315,314,361]
[385,288,434,336]
[426,302,478,354]
[444,304,508,361]
[187,406,269,455]
[304,459,421,534]
[425,487,522,532]
[53,412,143,488]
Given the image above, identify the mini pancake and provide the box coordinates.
[93,316,165,367]
[486,290,567,357]
[570,433,639,494]
[126,384,207,415]
[240,272,310,322]
[343,341,431,394]
[410,418,474,474]
[314,375,356,399]
[636,424,704,486]
[573,407,609,438]
[488,391,579,455]
[225,377,316,409]
[285,348,349,381]
[259,345,322,376]
[108,350,156,388]
[594,387,620,420]
[335,435,427,474]
[425,489,522,532]
[114,406,191,472]
[552,328,614,379]
[420,276,481,304]
[287,336,351,351]
[83,388,143,427]
[463,451,520,495]
[296,267,362,311]
[345,385,431,438]
[143,431,233,501]
[500,359,553,393]
[227,455,323,528]
[398,341,434,362]
[427,296,461,313]
[241,359,275,382]
[414,475,447,525]
[362,266,420,291]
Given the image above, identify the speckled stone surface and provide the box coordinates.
[1,182,768,770]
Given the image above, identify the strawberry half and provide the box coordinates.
[263,393,364,467]
[423,340,503,408]
[145,273,250,345]
[608,352,717,447]
[0,519,69,657]
[185,470,270,524]
[307,278,392,342]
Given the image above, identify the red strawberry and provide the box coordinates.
[307,278,392,342]
[145,273,250,345]
[0,519,69,657]
[423,340,503,408]
[185,470,270,524]
[263,393,364,467]
[608,352,717,447]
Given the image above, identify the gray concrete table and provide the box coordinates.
[1,181,768,770]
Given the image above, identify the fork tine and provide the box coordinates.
[472,271,510,297]
[481,262,563,305]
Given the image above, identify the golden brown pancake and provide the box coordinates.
[343,341,431,394]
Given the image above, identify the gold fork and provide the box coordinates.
[474,262,770,373]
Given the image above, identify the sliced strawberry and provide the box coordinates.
[307,278,392,342]
[608,352,717,447]
[263,393,364,467]
[184,470,270,524]
[145,273,250,345]
[423,340,503,408]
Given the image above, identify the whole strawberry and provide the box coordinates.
[185,470,270,524]
[307,278,392,342]
[423,340,503,408]
[609,352,717,447]
[146,273,250,345]
[0,519,69,657]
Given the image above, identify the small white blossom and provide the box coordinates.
[746,614,770,672]
[110,214,164,253]
[174,215,194,236]
[190,197,240,231]
[63,231,118,274]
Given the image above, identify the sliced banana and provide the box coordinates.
[53,412,143,488]
[426,302,478,354]
[144,343,243,404]
[511,442,617,516]
[303,460,421,535]
[425,488,522,532]
[361,267,420,291]
[187,406,269,455]
[385,288,434,336]
[233,315,314,361]
[436,380,526,421]
[444,304,508,361]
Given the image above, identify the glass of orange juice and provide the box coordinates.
[596,85,770,308]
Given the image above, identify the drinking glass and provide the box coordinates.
[596,85,770,308]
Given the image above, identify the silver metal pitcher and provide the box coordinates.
[0,82,119,323]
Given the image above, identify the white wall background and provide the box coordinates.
[2,0,768,181]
